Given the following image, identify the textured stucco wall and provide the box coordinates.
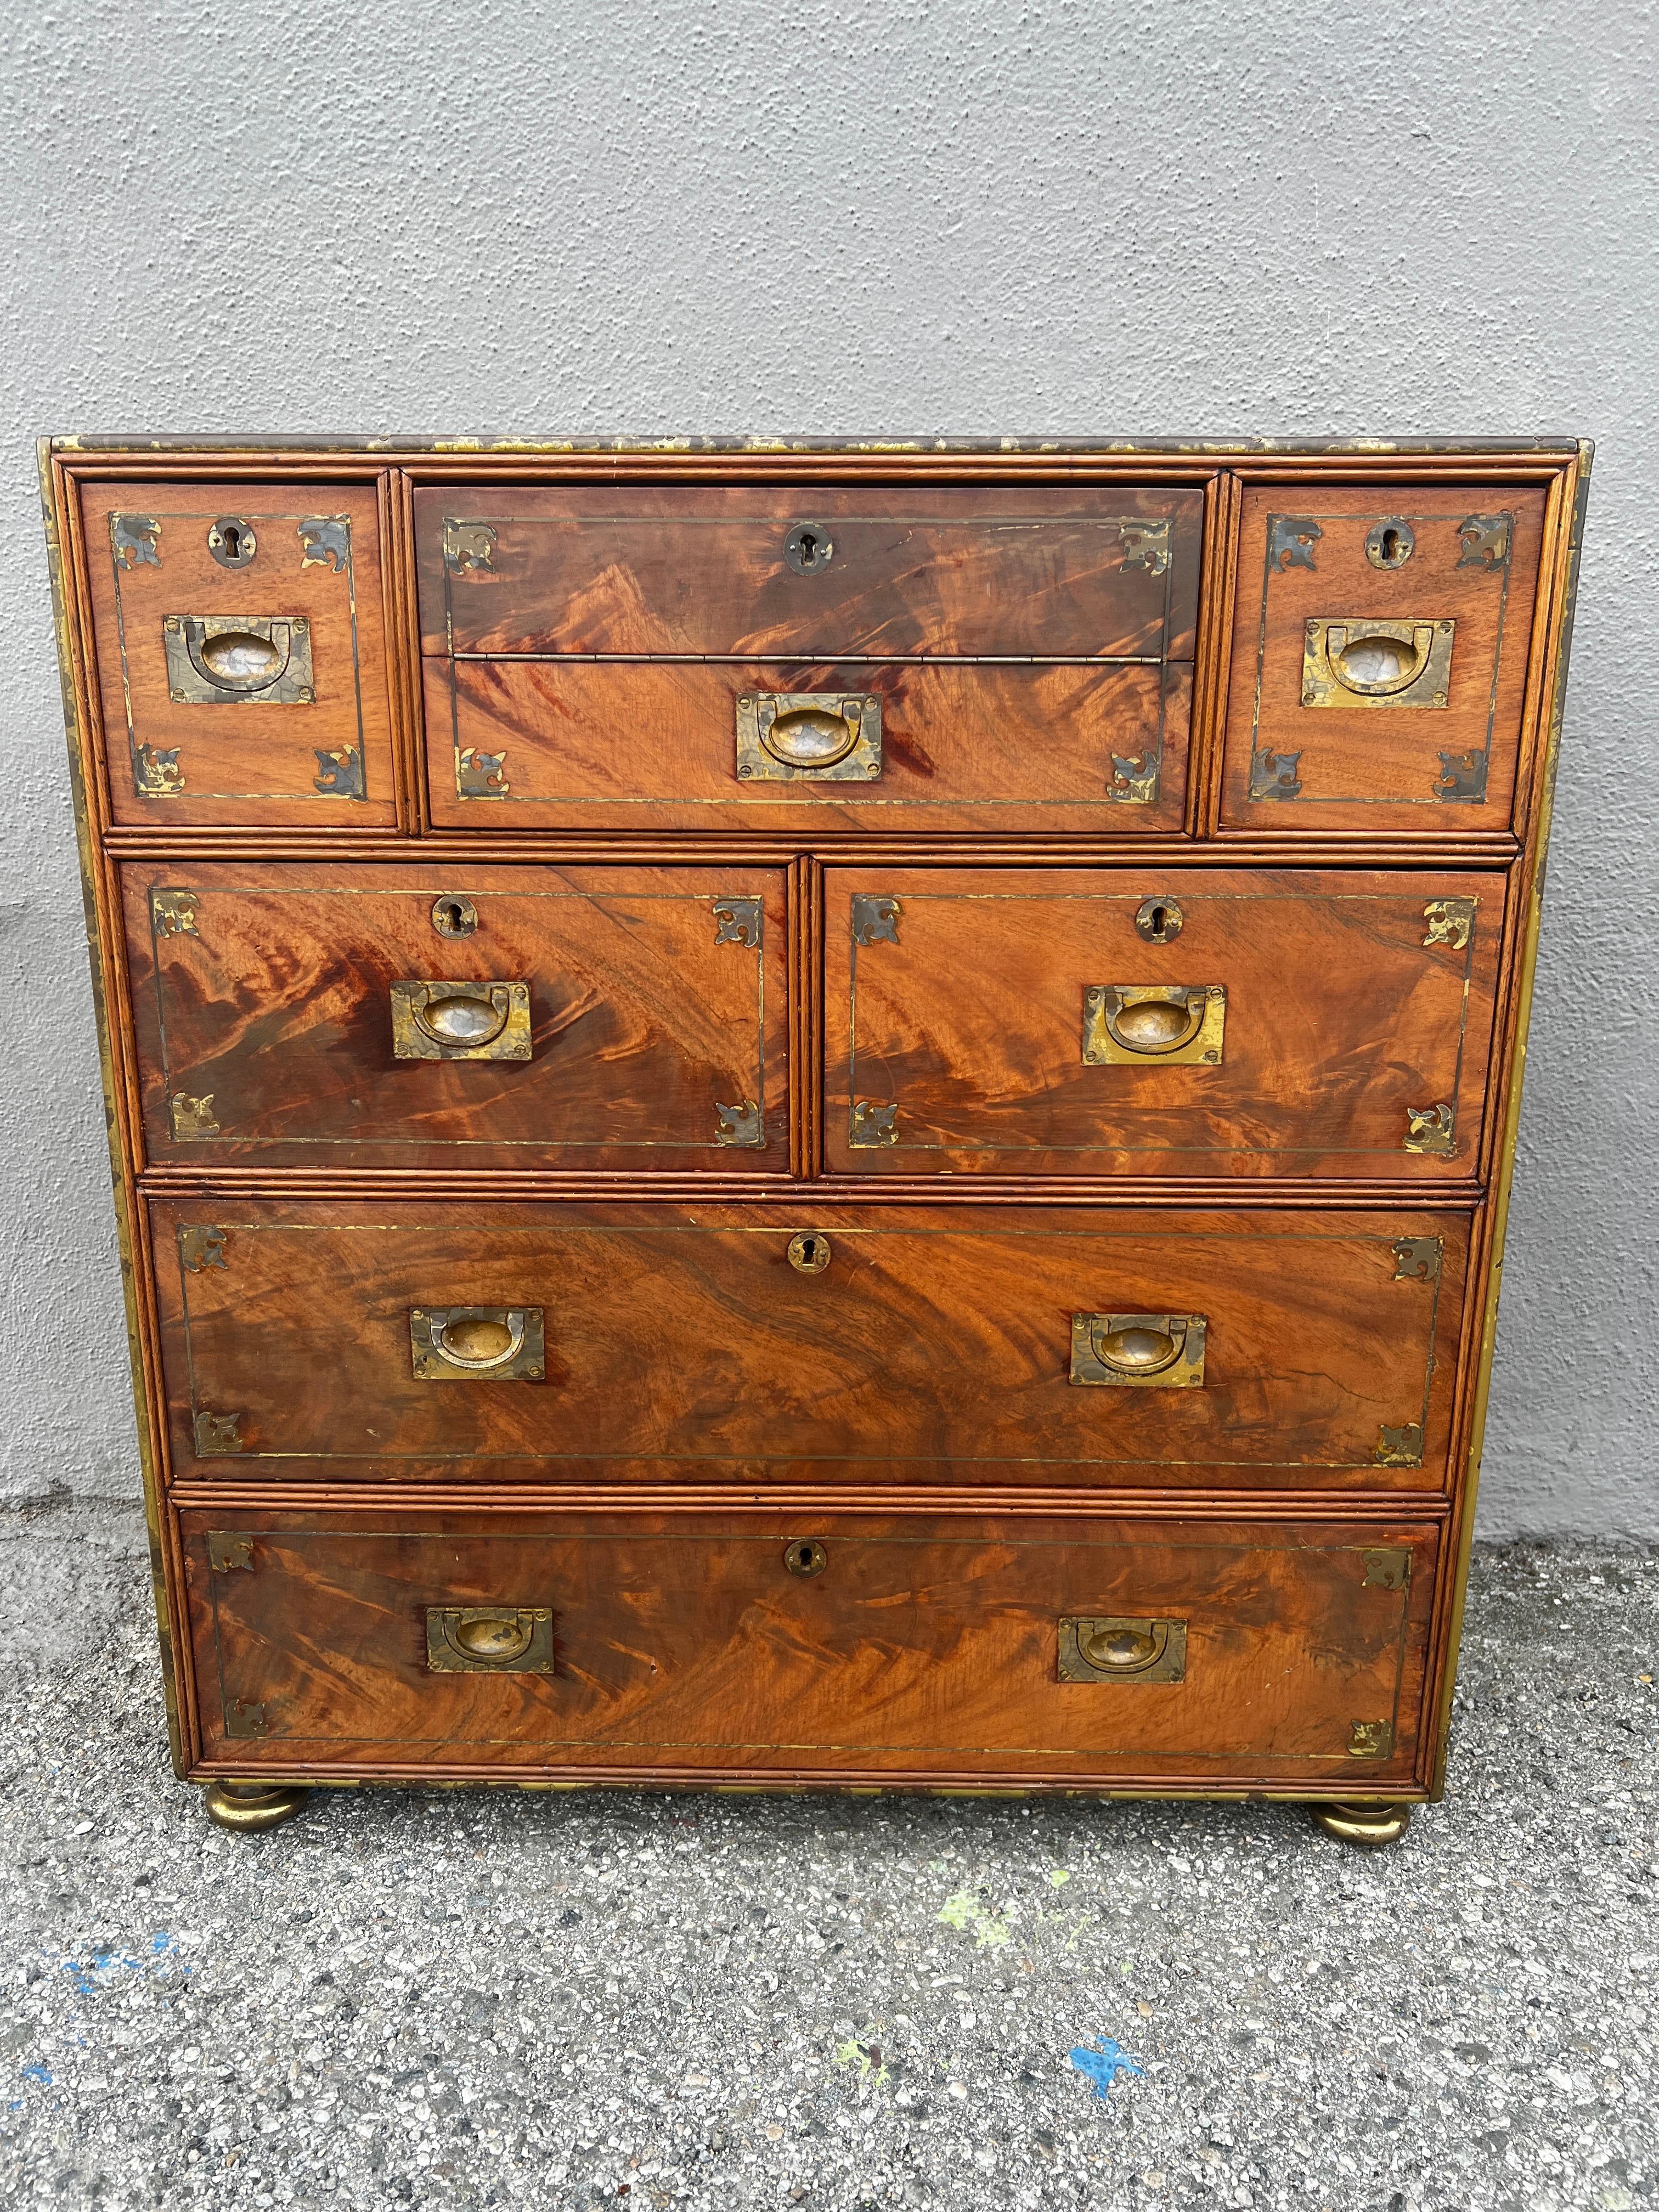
[0,0,1652,1534]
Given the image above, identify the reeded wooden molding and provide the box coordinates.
[136,1168,1485,1207]
[171,1481,1452,1520]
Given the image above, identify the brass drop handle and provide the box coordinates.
[1323,621,1436,696]
[429,1310,526,1370]
[1088,1316,1187,1377]
[178,615,296,692]
[425,1605,554,1673]
[390,980,532,1062]
[1082,1620,1170,1672]
[410,981,512,1049]
[1094,985,1209,1057]
[1058,1614,1187,1683]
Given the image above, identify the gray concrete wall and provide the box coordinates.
[0,0,1652,1535]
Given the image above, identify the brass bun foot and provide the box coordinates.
[1309,1799,1414,1848]
[203,1779,311,1833]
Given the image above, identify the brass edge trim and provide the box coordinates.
[38,443,189,1775]
[49,432,1585,460]
[1427,443,1593,1798]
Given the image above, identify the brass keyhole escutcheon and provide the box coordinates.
[1365,517,1415,570]
[787,1232,832,1274]
[453,1611,533,1661]
[431,894,478,939]
[784,522,834,574]
[783,1539,828,1577]
[1133,896,1183,945]
[207,516,257,568]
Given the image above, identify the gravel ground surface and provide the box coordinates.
[0,1504,1654,2212]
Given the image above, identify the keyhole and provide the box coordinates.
[785,521,834,575]
[223,525,241,560]
[431,893,478,939]
[787,1231,832,1273]
[1380,529,1399,562]
[1364,516,1415,570]
[1133,894,1183,945]
[783,1539,827,1577]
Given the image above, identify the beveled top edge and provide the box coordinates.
[46,431,1591,458]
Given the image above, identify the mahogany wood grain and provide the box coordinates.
[421,658,1192,835]
[413,485,1202,661]
[120,862,789,1172]
[1220,484,1547,832]
[81,480,398,829]
[178,1508,1437,1786]
[148,1199,1466,1492]
[823,866,1502,1179]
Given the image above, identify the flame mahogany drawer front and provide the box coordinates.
[81,480,397,828]
[152,1200,1467,1493]
[181,1510,1439,1787]
[826,866,1502,1178]
[1221,484,1548,829]
[121,863,789,1171]
[414,485,1203,833]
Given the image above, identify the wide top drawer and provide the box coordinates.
[415,485,1204,661]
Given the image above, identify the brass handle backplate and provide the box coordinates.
[410,1306,545,1381]
[162,614,315,706]
[425,1605,555,1673]
[1058,1615,1187,1683]
[1082,985,1225,1066]
[391,980,532,1061]
[1070,1312,1206,1389]
[1301,617,1455,710]
[735,692,882,783]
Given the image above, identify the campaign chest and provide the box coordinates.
[40,436,1590,1843]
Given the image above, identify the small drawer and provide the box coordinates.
[414,484,1201,834]
[121,863,788,1171]
[824,866,1502,1178]
[82,482,396,827]
[180,1509,1438,1788]
[151,1199,1466,1492]
[1220,483,1548,831]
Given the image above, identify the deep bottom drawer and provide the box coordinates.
[182,1511,1440,1790]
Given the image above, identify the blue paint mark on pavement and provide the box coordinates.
[1070,2038,1143,2095]
[20,2064,52,2086]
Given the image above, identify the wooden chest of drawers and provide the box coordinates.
[41,435,1590,1844]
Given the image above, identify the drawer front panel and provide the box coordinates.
[123,864,788,1170]
[825,867,1502,1178]
[83,481,396,828]
[152,1201,1466,1490]
[1221,483,1547,831]
[422,658,1190,832]
[415,484,1200,834]
[414,486,1203,659]
[181,1510,1437,1785]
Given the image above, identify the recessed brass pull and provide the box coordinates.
[735,692,882,782]
[1070,1312,1206,1389]
[1301,617,1454,710]
[425,1606,554,1673]
[390,979,532,1061]
[162,614,315,705]
[1082,985,1224,1066]
[1058,1616,1187,1683]
[410,1306,545,1381]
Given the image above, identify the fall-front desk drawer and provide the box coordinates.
[154,1201,1465,1491]
[121,862,789,1170]
[826,866,1503,1177]
[414,484,1203,833]
[180,1509,1438,1787]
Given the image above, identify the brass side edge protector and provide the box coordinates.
[1431,448,1594,1799]
[38,441,188,1776]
